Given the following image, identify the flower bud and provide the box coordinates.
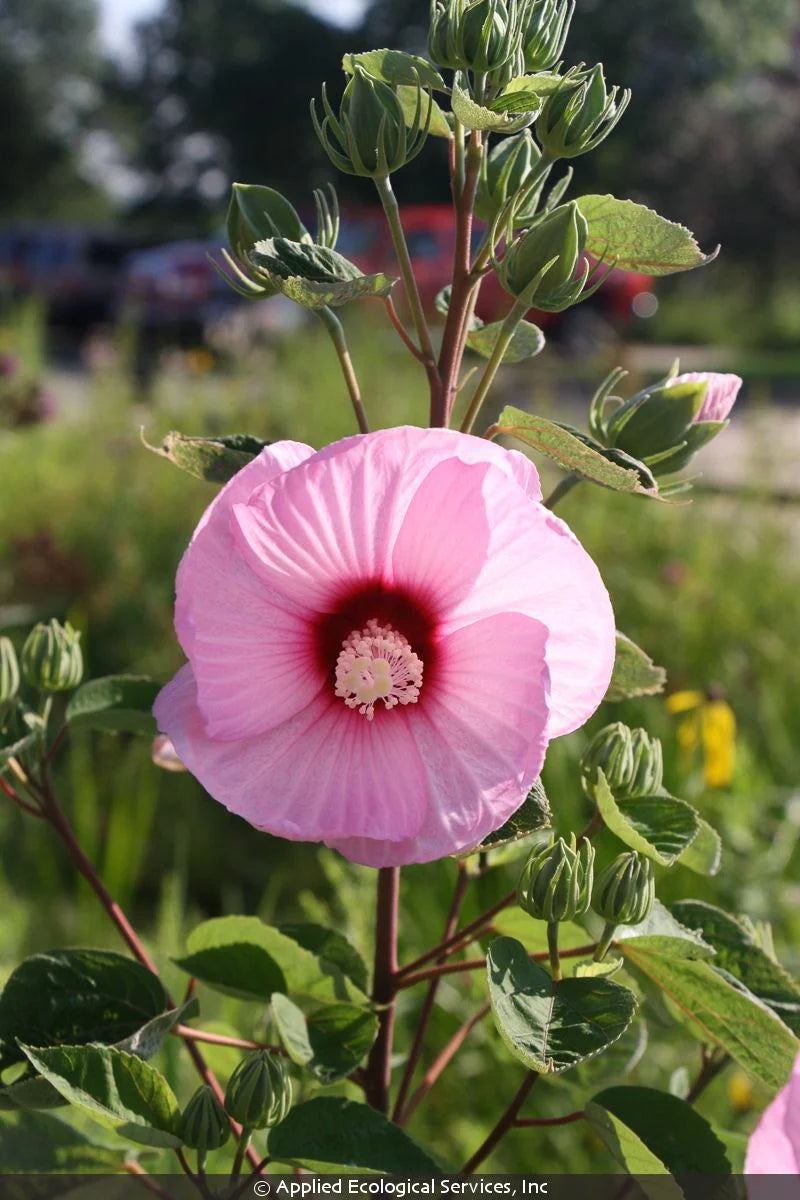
[225,1050,292,1130]
[536,64,630,159]
[312,66,428,179]
[607,373,742,477]
[179,1086,230,1155]
[517,834,595,923]
[0,637,20,715]
[429,0,517,73]
[592,851,655,926]
[499,200,588,309]
[521,0,575,72]
[475,131,542,225]
[581,722,663,800]
[20,619,83,693]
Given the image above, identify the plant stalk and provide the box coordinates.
[364,866,400,1112]
[316,306,369,434]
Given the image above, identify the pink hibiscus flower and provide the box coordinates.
[746,1053,800,1173]
[671,371,742,424]
[154,426,615,867]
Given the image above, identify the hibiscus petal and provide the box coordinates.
[673,372,742,423]
[175,441,322,738]
[745,1054,800,1173]
[330,612,550,866]
[154,664,427,844]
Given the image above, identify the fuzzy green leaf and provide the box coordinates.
[0,1110,125,1171]
[0,950,167,1072]
[452,73,537,132]
[279,924,369,994]
[496,408,660,496]
[272,995,377,1084]
[586,1085,732,1191]
[474,778,551,852]
[65,675,160,736]
[396,86,451,138]
[150,431,267,483]
[342,49,445,91]
[268,1097,442,1172]
[594,771,700,866]
[466,320,545,363]
[174,916,369,1006]
[620,944,800,1090]
[672,901,800,1036]
[605,633,667,702]
[677,818,722,876]
[487,937,637,1073]
[576,195,719,276]
[614,900,714,960]
[21,1044,182,1148]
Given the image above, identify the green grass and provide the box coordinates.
[1,309,799,1171]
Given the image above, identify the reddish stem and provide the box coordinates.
[0,775,43,817]
[364,866,400,1112]
[396,887,516,981]
[515,1111,585,1128]
[384,297,426,362]
[393,866,470,1122]
[401,1001,490,1124]
[462,1072,538,1173]
[398,943,599,990]
[174,1025,285,1054]
[438,132,483,426]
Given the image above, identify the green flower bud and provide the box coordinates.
[224,1051,292,1130]
[517,834,595,923]
[581,722,664,800]
[475,131,542,225]
[179,1086,230,1155]
[592,851,655,926]
[429,0,517,73]
[499,200,587,309]
[521,0,575,72]
[536,64,630,159]
[311,66,428,179]
[20,619,83,693]
[0,637,20,715]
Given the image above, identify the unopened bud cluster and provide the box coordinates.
[592,850,655,926]
[537,64,630,159]
[498,201,591,310]
[20,619,83,693]
[581,722,664,800]
[224,1050,292,1130]
[312,66,429,178]
[517,833,594,922]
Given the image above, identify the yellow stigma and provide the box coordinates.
[335,619,423,721]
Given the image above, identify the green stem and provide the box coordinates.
[547,921,562,982]
[452,119,466,200]
[594,921,617,962]
[231,1127,252,1176]
[460,294,530,434]
[543,472,582,510]
[373,173,441,419]
[316,306,369,434]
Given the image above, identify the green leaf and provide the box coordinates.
[252,238,396,308]
[499,73,565,100]
[149,431,267,484]
[65,675,160,736]
[268,1097,442,1172]
[0,712,43,766]
[21,1044,182,1149]
[620,943,800,1090]
[672,901,800,1036]
[174,916,369,1006]
[278,924,368,994]
[496,407,660,496]
[585,1085,732,1189]
[0,1109,124,1171]
[396,86,451,138]
[342,49,445,91]
[576,195,719,276]
[615,900,715,960]
[604,632,667,702]
[594,771,701,866]
[677,818,722,876]
[466,320,545,363]
[228,183,311,254]
[452,72,536,133]
[272,995,377,1084]
[490,912,591,954]
[473,778,551,853]
[487,937,637,1073]
[574,957,624,979]
[0,949,167,1072]
[117,997,199,1060]
[0,1074,66,1112]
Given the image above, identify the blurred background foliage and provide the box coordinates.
[1,0,800,1173]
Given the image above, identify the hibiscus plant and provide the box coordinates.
[1,0,795,1185]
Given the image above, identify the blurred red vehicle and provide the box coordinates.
[337,204,655,345]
